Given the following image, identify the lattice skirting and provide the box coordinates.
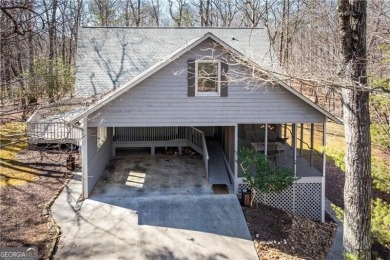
[238,183,322,220]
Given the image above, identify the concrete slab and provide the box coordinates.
[52,154,258,260]
[91,153,213,198]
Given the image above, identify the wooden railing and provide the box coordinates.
[27,122,83,143]
[113,127,186,142]
[187,127,209,180]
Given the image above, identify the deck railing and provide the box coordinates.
[113,127,186,142]
[27,122,83,144]
[189,127,209,180]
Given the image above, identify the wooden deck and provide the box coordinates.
[274,146,323,177]
[27,108,84,145]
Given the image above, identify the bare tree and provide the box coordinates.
[168,0,193,26]
[338,0,371,258]
[89,0,119,26]
[213,0,238,27]
[149,0,161,26]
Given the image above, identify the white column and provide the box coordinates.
[82,118,89,198]
[264,124,268,156]
[310,123,314,166]
[234,124,239,194]
[292,123,297,177]
[321,121,327,223]
[300,123,304,156]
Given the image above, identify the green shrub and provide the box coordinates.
[372,199,390,249]
[372,156,390,194]
[326,145,346,172]
[238,147,297,195]
[331,203,344,222]
[371,123,390,150]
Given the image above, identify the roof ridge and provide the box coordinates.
[80,26,266,30]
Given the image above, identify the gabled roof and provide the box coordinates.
[71,31,341,125]
[75,27,279,97]
[71,32,239,123]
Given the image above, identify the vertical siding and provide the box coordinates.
[88,39,325,127]
[86,127,113,195]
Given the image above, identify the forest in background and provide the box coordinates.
[1,0,389,109]
[1,0,390,256]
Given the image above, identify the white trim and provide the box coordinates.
[195,60,221,96]
[236,176,323,184]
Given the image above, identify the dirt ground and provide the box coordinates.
[0,148,79,259]
[243,204,337,260]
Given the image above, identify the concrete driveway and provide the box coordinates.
[52,154,258,260]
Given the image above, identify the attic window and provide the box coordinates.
[195,60,221,96]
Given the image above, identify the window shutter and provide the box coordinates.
[220,62,228,97]
[188,60,195,97]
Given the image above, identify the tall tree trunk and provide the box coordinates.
[48,0,58,101]
[279,0,286,64]
[338,0,372,259]
[28,0,35,104]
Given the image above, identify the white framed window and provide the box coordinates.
[97,127,107,148]
[195,60,221,96]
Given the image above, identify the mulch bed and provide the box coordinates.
[243,204,337,260]
[0,149,79,259]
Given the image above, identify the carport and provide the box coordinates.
[90,150,214,198]
[83,126,234,198]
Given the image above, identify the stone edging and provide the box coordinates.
[41,174,73,260]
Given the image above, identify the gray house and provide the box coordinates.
[29,27,341,221]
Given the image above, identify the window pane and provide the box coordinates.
[198,78,218,93]
[198,62,218,77]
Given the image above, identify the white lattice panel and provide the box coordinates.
[238,182,322,221]
[295,183,321,220]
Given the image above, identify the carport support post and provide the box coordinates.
[234,124,238,194]
[292,123,297,177]
[264,124,268,156]
[300,123,304,156]
[82,118,89,198]
[321,121,327,223]
[310,123,314,166]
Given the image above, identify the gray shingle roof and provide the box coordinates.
[75,27,279,97]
